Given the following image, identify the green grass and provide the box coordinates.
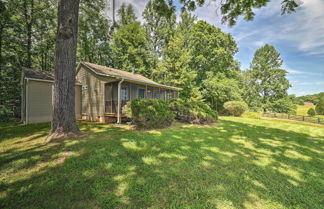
[0,118,323,209]
[296,105,313,115]
[296,105,324,118]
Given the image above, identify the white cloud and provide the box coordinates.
[287,69,305,75]
[231,0,324,56]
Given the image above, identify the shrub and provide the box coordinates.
[307,108,316,116]
[169,99,218,124]
[124,99,174,129]
[223,101,248,116]
[315,97,324,115]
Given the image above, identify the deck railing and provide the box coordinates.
[262,112,324,125]
[105,100,128,114]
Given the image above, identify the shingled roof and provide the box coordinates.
[23,68,54,81]
[23,68,82,85]
[79,62,181,91]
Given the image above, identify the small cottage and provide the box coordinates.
[21,62,181,124]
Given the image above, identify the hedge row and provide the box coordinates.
[124,98,218,129]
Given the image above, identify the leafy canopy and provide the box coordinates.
[117,3,137,27]
[178,0,300,26]
[111,22,153,77]
[244,44,291,112]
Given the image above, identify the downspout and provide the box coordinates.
[25,78,29,124]
[20,72,24,123]
[117,78,124,124]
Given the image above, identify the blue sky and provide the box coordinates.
[110,0,324,96]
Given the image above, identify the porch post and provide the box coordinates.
[145,85,147,98]
[117,79,124,124]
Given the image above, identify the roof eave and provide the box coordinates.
[80,62,182,91]
[24,77,82,85]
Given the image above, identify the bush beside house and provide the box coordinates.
[169,99,218,124]
[124,99,174,129]
[224,101,248,116]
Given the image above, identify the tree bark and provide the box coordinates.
[47,0,80,140]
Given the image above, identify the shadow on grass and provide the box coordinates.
[0,119,323,208]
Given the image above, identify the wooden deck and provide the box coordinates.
[104,113,130,123]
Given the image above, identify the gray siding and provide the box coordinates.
[24,80,82,124]
[76,66,116,121]
[26,80,53,123]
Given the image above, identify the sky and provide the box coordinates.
[108,0,324,96]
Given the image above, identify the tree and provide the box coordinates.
[153,11,203,102]
[177,0,300,26]
[143,0,176,57]
[153,32,201,101]
[77,0,111,66]
[244,44,291,112]
[265,96,296,113]
[296,92,324,105]
[307,108,316,117]
[117,3,137,27]
[48,0,80,140]
[315,97,324,115]
[189,20,238,83]
[111,22,153,77]
[202,72,242,111]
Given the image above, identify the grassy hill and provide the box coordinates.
[1,118,323,209]
[296,105,324,118]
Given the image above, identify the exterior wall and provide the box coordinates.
[26,80,53,123]
[76,66,115,122]
[24,80,82,123]
[76,66,180,122]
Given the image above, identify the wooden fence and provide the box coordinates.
[262,112,324,125]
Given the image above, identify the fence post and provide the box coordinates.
[288,114,290,119]
[302,116,304,121]
[319,118,321,124]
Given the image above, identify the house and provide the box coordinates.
[304,102,314,106]
[21,62,181,124]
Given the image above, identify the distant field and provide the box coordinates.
[296,105,324,118]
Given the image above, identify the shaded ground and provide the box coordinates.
[0,117,323,209]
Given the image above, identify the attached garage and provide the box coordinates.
[21,68,81,124]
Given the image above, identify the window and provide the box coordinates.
[153,89,160,99]
[138,88,145,99]
[121,87,128,101]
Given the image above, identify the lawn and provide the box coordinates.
[0,118,323,209]
[296,105,324,118]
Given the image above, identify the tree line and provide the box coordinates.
[294,92,324,105]
[0,0,298,122]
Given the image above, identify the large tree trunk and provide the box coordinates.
[47,0,80,140]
